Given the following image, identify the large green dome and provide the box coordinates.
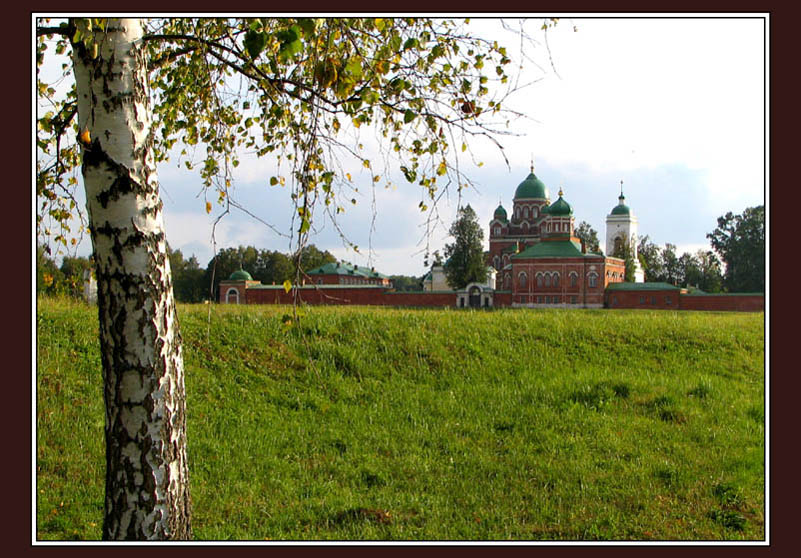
[514,172,549,200]
[229,269,253,281]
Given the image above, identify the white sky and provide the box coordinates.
[38,15,767,277]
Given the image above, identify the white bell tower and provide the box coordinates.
[605,181,644,282]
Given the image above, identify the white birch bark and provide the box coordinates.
[72,18,191,540]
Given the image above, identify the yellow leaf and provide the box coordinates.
[206,201,212,214]
[363,160,371,169]
[346,173,352,182]
[283,279,292,293]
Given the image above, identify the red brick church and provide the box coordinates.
[487,164,625,307]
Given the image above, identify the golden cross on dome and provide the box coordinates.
[530,155,534,174]
[558,186,564,197]
[620,179,624,196]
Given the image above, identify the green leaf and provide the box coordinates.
[299,217,310,234]
[277,25,303,61]
[344,57,363,79]
[401,166,417,183]
[403,109,417,124]
[244,30,267,59]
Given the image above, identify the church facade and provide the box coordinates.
[488,166,627,308]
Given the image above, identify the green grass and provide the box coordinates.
[36,296,765,540]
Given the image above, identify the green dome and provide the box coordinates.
[546,192,572,216]
[493,204,508,220]
[229,269,253,281]
[514,173,549,200]
[611,194,630,216]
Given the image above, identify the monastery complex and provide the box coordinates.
[218,167,763,312]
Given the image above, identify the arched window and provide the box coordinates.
[518,272,528,289]
[494,226,501,236]
[504,273,511,290]
[523,207,529,218]
[614,235,624,256]
[553,273,559,287]
[503,254,510,266]
[532,207,538,218]
[522,222,529,232]
[225,288,239,304]
[588,272,598,288]
[569,272,578,287]
[493,255,500,269]
[544,274,551,287]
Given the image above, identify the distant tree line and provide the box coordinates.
[37,205,763,301]
[37,245,94,298]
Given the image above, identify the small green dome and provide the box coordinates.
[546,191,572,216]
[514,173,549,200]
[229,269,253,281]
[611,194,630,215]
[493,204,508,220]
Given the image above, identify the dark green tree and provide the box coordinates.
[574,221,600,253]
[390,275,424,291]
[661,243,680,286]
[637,235,663,283]
[695,250,724,293]
[169,247,206,302]
[707,205,765,292]
[443,204,488,289]
[255,250,294,285]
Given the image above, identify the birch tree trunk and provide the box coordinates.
[72,18,192,540]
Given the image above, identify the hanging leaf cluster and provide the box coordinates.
[36,17,533,253]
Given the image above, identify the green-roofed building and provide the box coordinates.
[306,261,392,287]
[487,165,629,307]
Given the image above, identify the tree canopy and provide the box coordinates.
[574,220,600,253]
[707,205,765,293]
[37,17,537,260]
[443,204,488,289]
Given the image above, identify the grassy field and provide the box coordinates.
[35,296,765,541]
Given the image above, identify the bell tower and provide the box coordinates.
[605,181,644,282]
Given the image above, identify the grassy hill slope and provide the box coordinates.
[36,297,765,540]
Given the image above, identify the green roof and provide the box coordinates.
[512,239,591,259]
[493,204,508,221]
[514,172,549,200]
[248,284,385,290]
[606,282,680,291]
[307,261,389,279]
[229,269,253,281]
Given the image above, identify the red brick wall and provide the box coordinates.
[679,294,764,312]
[242,287,455,307]
[606,289,680,310]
